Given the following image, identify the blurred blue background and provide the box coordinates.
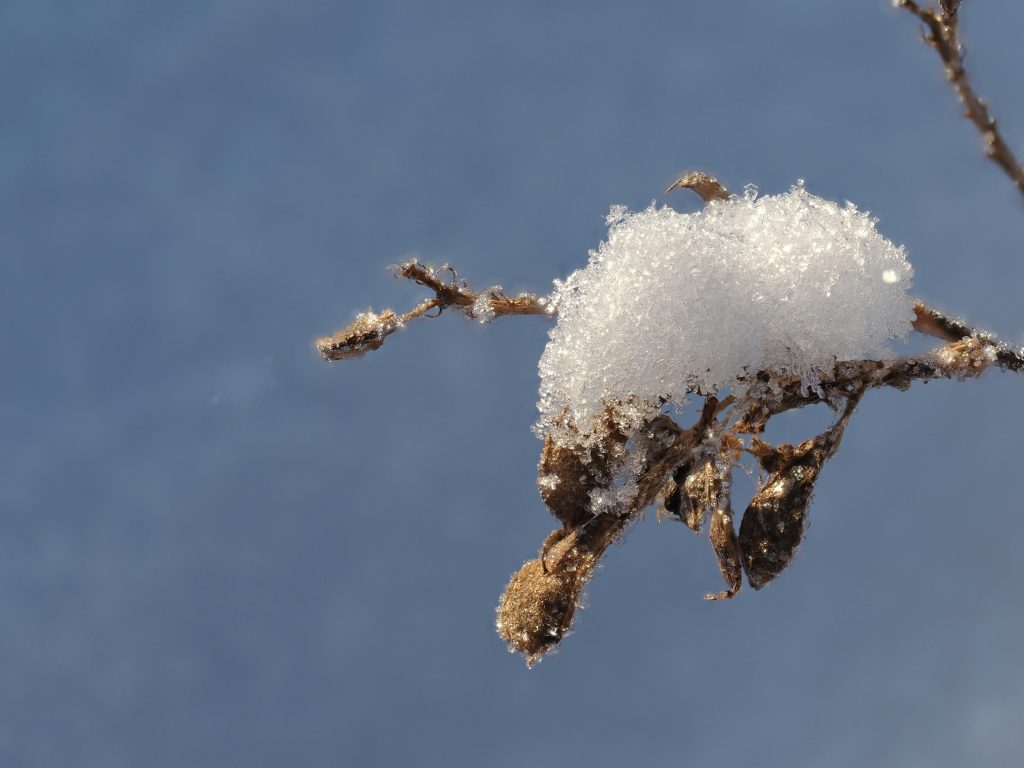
[3,1,1024,765]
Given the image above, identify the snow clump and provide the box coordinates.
[537,183,915,446]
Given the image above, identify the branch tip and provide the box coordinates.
[318,260,554,363]
[896,0,1024,197]
[665,172,731,203]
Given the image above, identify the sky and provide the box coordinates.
[3,1,1024,766]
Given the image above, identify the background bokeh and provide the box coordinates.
[4,1,1024,765]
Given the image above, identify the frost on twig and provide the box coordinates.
[318,174,1023,666]
[895,0,1024,197]
[315,260,552,361]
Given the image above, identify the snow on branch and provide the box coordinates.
[319,174,1023,665]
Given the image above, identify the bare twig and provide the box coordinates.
[318,175,732,363]
[315,259,552,361]
[896,0,1024,197]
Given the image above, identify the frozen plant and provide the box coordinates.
[319,2,1024,666]
[319,174,1022,666]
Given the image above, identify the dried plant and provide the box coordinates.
[319,6,1024,666]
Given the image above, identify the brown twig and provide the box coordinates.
[896,0,1024,197]
[317,262,1024,380]
[315,259,552,361]
[318,175,734,363]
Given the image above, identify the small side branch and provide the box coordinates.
[913,302,1024,372]
[316,259,554,362]
[734,334,1020,434]
[896,0,1024,197]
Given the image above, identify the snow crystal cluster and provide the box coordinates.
[537,183,915,446]
[470,288,499,323]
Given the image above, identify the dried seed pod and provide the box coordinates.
[682,457,722,533]
[739,408,853,589]
[537,434,609,530]
[538,412,680,529]
[739,459,817,590]
[707,499,742,600]
[679,450,742,599]
[536,410,633,529]
[497,512,628,666]
[678,431,743,533]
[496,542,597,666]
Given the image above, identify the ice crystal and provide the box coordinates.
[471,288,499,323]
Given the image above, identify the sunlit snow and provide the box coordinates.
[537,183,915,445]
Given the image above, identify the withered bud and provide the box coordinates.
[538,434,614,530]
[316,309,400,361]
[498,497,637,665]
[497,534,600,667]
[536,408,636,529]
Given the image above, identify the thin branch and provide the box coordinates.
[736,303,1024,432]
[733,332,1019,434]
[318,174,731,363]
[913,301,1024,372]
[896,0,1024,197]
[393,260,552,317]
[318,258,1024,378]
[315,259,553,361]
